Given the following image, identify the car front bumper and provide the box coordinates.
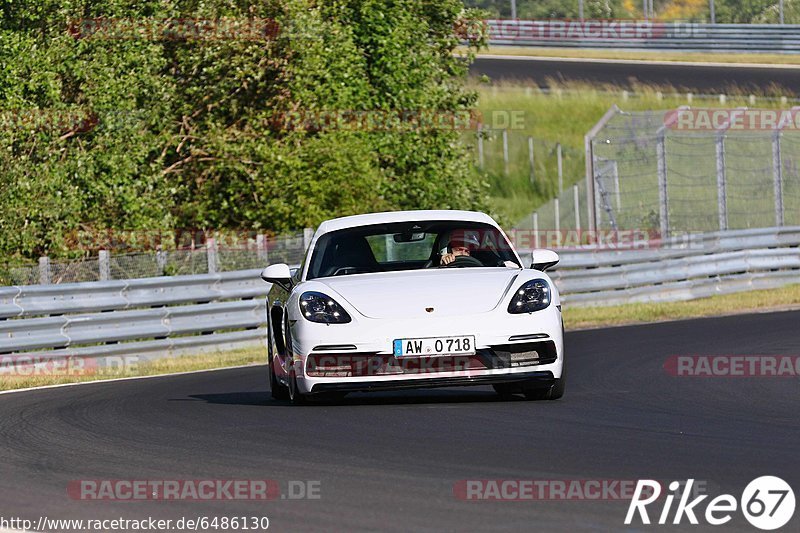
[309,369,556,394]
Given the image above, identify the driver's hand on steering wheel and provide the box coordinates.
[440,246,470,265]
[440,252,457,265]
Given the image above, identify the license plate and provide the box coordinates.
[393,336,476,357]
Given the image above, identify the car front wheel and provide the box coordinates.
[523,364,565,401]
[288,366,307,405]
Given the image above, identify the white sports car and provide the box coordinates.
[261,210,564,404]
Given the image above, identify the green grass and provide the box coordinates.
[473,81,794,225]
[0,347,264,392]
[564,284,800,330]
[479,46,800,66]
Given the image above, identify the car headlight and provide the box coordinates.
[299,292,352,324]
[508,279,551,314]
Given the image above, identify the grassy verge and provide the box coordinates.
[564,284,800,330]
[475,46,800,66]
[0,347,264,392]
[473,81,792,225]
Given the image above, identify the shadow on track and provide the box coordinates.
[185,388,537,407]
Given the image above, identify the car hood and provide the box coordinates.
[315,268,521,319]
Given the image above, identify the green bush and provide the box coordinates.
[0,0,488,262]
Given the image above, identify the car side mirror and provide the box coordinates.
[531,249,560,271]
[260,263,293,291]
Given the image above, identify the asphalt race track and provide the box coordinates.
[472,56,800,95]
[1,310,799,531]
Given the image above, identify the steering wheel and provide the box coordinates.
[439,255,484,268]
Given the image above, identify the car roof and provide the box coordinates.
[315,210,498,235]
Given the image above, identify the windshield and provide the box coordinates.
[306,221,520,279]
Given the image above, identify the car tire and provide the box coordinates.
[523,364,565,401]
[269,358,289,400]
[288,367,307,405]
[267,320,290,401]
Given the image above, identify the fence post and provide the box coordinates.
[207,238,218,274]
[477,123,484,169]
[715,133,728,231]
[612,161,621,211]
[656,133,670,239]
[99,250,110,281]
[584,105,619,233]
[528,136,535,184]
[533,212,539,248]
[557,143,563,195]
[502,129,509,176]
[773,130,785,227]
[303,228,315,251]
[257,234,269,264]
[554,198,561,244]
[38,256,51,285]
[574,185,581,231]
[710,0,715,24]
[156,249,167,276]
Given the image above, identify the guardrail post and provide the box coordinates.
[98,250,110,281]
[773,130,785,227]
[303,228,314,251]
[257,234,269,264]
[207,238,218,274]
[38,256,51,285]
[528,136,535,184]
[715,132,728,231]
[656,133,670,239]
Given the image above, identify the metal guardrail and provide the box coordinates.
[1,227,798,365]
[487,20,800,53]
[518,227,800,306]
[0,270,272,363]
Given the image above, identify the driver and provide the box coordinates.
[440,233,481,266]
